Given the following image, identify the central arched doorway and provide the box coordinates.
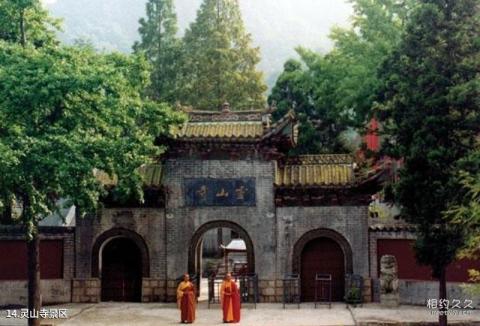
[293,229,353,302]
[101,237,142,302]
[188,221,255,301]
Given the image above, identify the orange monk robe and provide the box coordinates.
[220,280,241,323]
[176,281,196,323]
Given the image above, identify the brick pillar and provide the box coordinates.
[362,277,372,303]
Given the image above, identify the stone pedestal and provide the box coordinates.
[380,293,400,307]
[379,255,400,307]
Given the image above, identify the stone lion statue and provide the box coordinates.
[380,255,399,295]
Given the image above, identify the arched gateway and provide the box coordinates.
[293,228,353,302]
[92,228,149,302]
[188,221,255,277]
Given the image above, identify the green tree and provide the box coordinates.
[180,0,266,110]
[377,0,480,324]
[446,150,480,294]
[133,0,182,103]
[269,57,350,154]
[327,0,415,125]
[0,42,183,325]
[0,0,60,47]
[269,0,414,154]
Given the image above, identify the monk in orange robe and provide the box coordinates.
[220,273,241,323]
[177,274,196,323]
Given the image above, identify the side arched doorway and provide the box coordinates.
[293,229,353,302]
[92,228,149,302]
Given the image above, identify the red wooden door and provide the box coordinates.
[301,237,345,301]
[101,238,142,302]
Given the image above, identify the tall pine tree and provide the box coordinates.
[378,0,479,324]
[134,0,181,103]
[0,0,60,47]
[181,0,266,110]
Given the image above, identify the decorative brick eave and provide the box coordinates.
[170,135,262,143]
[275,187,373,206]
[179,104,274,123]
[0,225,75,235]
[368,224,417,232]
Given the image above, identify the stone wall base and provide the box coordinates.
[258,280,282,303]
[0,280,71,306]
[166,280,178,302]
[142,278,167,302]
[72,278,100,303]
[164,278,372,303]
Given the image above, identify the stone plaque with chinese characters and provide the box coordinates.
[184,178,256,207]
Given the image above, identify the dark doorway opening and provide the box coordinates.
[101,237,142,302]
[188,221,255,302]
[300,237,345,302]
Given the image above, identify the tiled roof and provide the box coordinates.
[176,121,265,139]
[139,164,163,187]
[275,154,356,187]
[171,106,297,143]
[94,164,163,187]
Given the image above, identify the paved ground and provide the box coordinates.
[1,302,479,326]
[352,304,480,325]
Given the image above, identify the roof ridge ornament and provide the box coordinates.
[221,101,231,113]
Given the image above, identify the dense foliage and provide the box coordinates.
[0,3,183,324]
[0,42,183,236]
[269,0,414,154]
[377,0,479,323]
[445,150,480,293]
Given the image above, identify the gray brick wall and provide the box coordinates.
[276,206,369,278]
[75,208,166,280]
[4,156,478,305]
[162,159,277,280]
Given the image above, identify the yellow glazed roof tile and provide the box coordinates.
[176,121,265,139]
[275,155,355,187]
[95,164,163,187]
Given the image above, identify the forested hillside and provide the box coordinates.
[45,0,352,87]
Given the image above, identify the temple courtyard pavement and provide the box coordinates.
[1,302,480,326]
